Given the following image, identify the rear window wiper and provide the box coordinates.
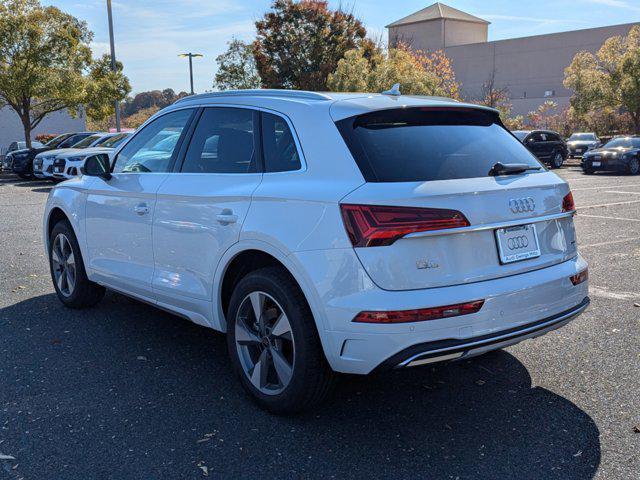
[488,162,542,176]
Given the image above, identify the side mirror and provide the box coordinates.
[82,154,112,180]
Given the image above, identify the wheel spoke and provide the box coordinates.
[235,320,261,346]
[249,292,265,327]
[65,269,75,293]
[57,269,66,292]
[249,349,269,389]
[270,348,293,387]
[51,247,61,265]
[271,313,292,341]
[66,251,75,267]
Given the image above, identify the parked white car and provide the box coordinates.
[33,132,98,179]
[43,90,589,413]
[51,133,132,180]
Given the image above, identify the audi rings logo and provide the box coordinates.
[507,236,529,250]
[509,197,536,214]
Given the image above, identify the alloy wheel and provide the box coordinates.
[235,291,295,395]
[51,233,76,297]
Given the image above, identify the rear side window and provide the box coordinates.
[181,108,258,174]
[262,112,301,172]
[336,108,542,182]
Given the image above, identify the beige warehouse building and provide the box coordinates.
[387,2,640,115]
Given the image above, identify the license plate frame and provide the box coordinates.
[495,224,541,264]
[54,167,62,173]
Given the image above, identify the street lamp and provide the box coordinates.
[178,53,203,95]
[106,0,121,132]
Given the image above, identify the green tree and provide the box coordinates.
[327,46,445,96]
[0,0,130,147]
[214,39,261,91]
[254,0,370,90]
[85,54,131,121]
[564,25,640,133]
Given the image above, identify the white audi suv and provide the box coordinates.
[43,90,589,413]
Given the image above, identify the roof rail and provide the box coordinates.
[174,89,332,104]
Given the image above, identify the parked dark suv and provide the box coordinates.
[512,130,568,168]
[10,133,92,179]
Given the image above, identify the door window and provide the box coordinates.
[181,108,258,174]
[262,112,301,172]
[113,109,193,173]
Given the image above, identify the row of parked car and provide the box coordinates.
[1,131,132,181]
[513,130,640,175]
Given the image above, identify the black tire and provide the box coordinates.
[17,173,31,180]
[583,167,594,175]
[627,157,640,175]
[49,219,105,309]
[226,266,334,414]
[550,151,564,169]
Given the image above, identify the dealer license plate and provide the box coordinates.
[495,224,541,264]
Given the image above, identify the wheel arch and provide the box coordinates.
[213,241,330,346]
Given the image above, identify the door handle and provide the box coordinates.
[216,209,238,225]
[134,203,150,215]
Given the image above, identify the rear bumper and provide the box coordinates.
[374,297,589,371]
[293,249,589,374]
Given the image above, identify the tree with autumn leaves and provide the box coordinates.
[215,0,460,98]
[564,25,640,134]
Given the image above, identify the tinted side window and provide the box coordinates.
[59,133,92,148]
[181,108,258,174]
[262,112,301,172]
[113,109,193,173]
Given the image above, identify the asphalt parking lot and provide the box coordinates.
[0,165,638,480]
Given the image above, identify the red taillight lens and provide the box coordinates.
[562,192,575,212]
[340,204,469,247]
[570,269,588,286]
[353,300,485,324]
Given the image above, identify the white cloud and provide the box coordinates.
[585,0,640,11]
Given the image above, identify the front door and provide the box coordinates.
[84,108,195,299]
[152,108,263,323]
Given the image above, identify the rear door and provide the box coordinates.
[337,107,577,291]
[152,107,263,312]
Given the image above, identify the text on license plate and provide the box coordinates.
[495,224,541,264]
[54,167,62,172]
[592,161,601,167]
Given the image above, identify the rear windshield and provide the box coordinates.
[336,108,542,182]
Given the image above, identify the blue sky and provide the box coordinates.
[46,1,640,95]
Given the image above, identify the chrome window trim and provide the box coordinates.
[162,103,307,175]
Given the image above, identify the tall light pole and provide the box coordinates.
[178,53,203,95]
[106,0,121,132]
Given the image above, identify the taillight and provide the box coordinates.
[353,300,485,324]
[570,269,588,286]
[562,192,575,212]
[340,204,469,247]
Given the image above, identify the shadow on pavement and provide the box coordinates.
[0,293,601,480]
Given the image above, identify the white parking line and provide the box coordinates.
[581,236,640,249]
[572,184,640,191]
[590,286,639,301]
[579,214,640,222]
[604,191,640,195]
[578,199,640,210]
